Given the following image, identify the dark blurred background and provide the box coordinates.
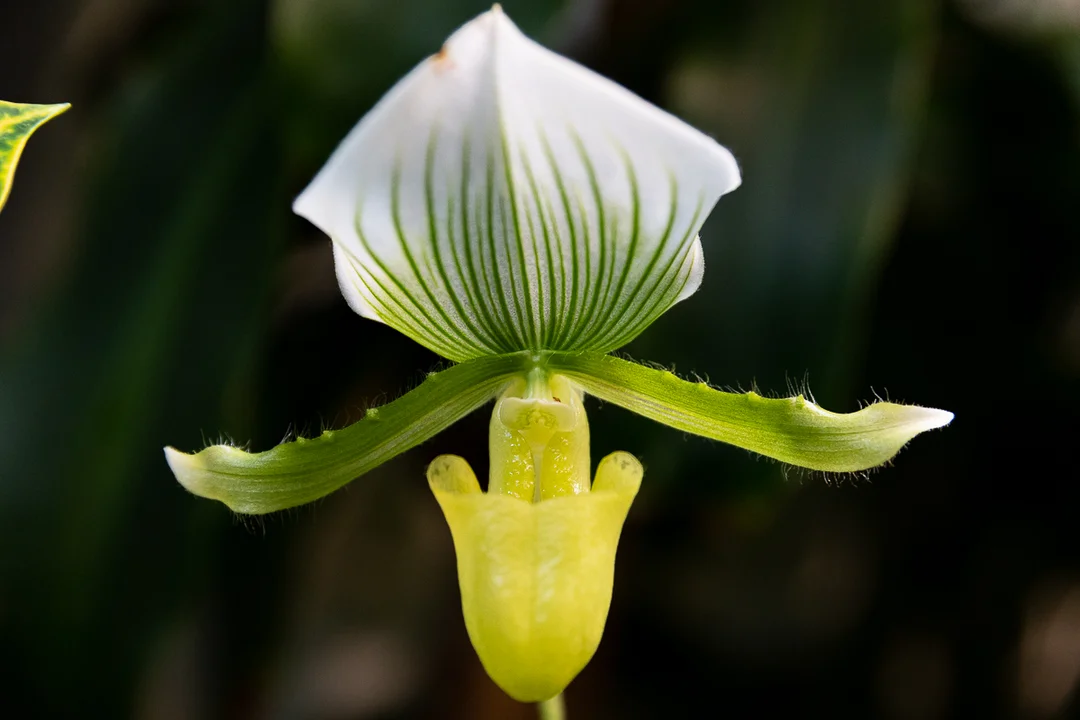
[1,0,1078,717]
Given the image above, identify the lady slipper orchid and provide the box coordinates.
[165,6,952,705]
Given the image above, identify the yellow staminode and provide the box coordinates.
[427,374,642,702]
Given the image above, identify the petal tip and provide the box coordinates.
[291,185,324,234]
[717,144,742,194]
[593,451,644,495]
[165,445,230,502]
[460,2,521,45]
[427,454,482,495]
[164,445,203,491]
[912,406,954,431]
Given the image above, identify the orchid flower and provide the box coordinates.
[165,6,952,706]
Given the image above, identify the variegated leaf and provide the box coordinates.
[0,100,69,212]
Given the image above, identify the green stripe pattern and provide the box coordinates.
[337,126,711,361]
[299,12,739,362]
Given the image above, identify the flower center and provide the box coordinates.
[488,369,590,502]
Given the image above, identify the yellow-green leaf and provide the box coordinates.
[0,100,70,213]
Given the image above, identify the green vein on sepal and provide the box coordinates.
[390,152,479,359]
[165,353,530,514]
[537,128,580,351]
[0,100,69,213]
[569,131,606,350]
[612,196,705,348]
[546,352,953,472]
[458,134,513,354]
[498,123,538,350]
[585,147,641,348]
[425,127,500,356]
[595,173,681,349]
[484,152,521,350]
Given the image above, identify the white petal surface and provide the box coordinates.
[294,7,740,361]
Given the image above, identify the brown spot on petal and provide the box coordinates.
[432,44,454,72]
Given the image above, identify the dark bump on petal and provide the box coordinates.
[432,44,454,72]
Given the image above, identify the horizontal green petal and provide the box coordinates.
[293,8,739,361]
[165,353,530,514]
[0,100,69,212]
[546,353,952,472]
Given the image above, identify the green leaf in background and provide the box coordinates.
[548,352,952,472]
[168,353,530,514]
[0,2,285,713]
[660,0,939,392]
[610,0,941,500]
[0,101,69,212]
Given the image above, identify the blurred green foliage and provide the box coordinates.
[1,0,1077,718]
